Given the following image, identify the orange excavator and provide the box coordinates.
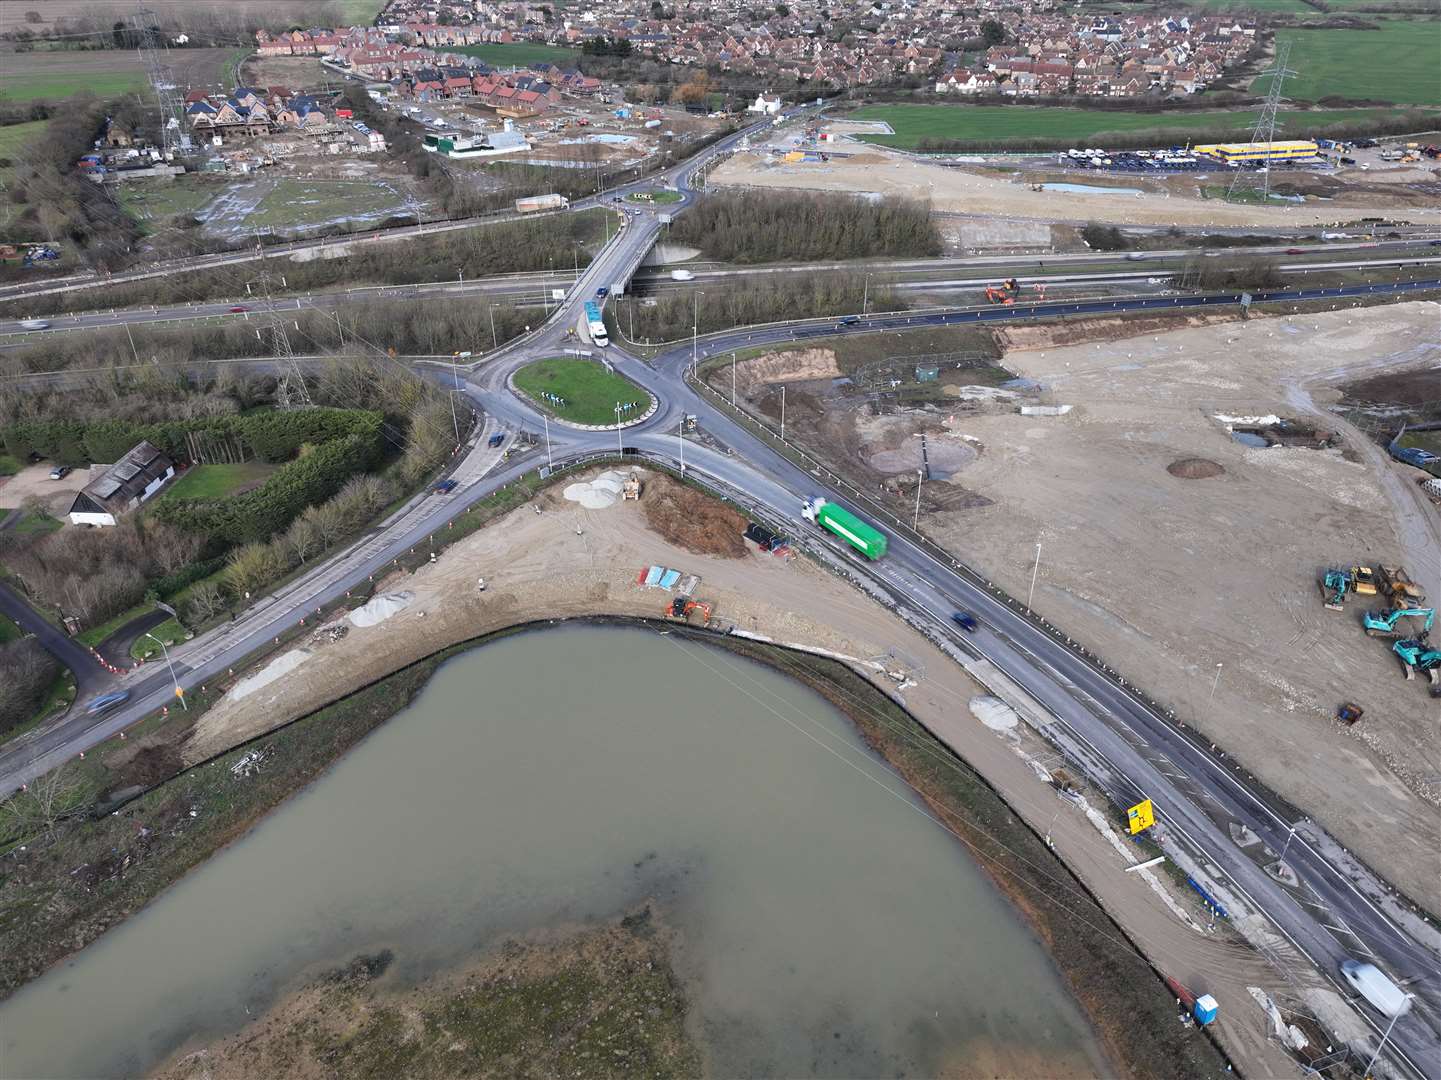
[666,596,714,625]
[985,278,1023,304]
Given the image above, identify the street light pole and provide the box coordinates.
[615,403,623,453]
[913,468,922,530]
[1028,541,1042,608]
[146,632,187,711]
[543,412,553,470]
[678,418,685,475]
[731,351,737,405]
[488,306,498,350]
[781,384,786,442]
[1363,995,1414,1079]
[863,273,870,315]
[1210,662,1223,701]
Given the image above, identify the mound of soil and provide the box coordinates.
[642,473,749,558]
[1167,458,1225,479]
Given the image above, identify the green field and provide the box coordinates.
[0,615,19,644]
[334,0,388,23]
[0,71,145,104]
[160,462,275,502]
[1256,23,1441,105]
[452,42,581,68]
[514,358,651,426]
[629,189,683,204]
[238,178,419,235]
[1186,0,1314,9]
[117,181,222,229]
[8,512,62,538]
[850,103,1425,148]
[0,120,47,195]
[130,616,186,661]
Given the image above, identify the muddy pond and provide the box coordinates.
[1,625,1107,1077]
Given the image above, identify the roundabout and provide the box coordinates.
[512,356,655,428]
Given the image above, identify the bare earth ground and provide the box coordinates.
[709,148,1441,228]
[0,462,91,516]
[182,468,1302,1078]
[921,302,1441,907]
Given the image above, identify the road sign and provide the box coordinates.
[1127,798,1155,834]
[1239,292,1253,310]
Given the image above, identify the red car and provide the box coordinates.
[1284,248,1305,255]
[228,305,250,313]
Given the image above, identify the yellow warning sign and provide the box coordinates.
[1126,799,1155,834]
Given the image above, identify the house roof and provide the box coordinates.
[80,440,173,508]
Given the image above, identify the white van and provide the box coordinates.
[1341,960,1412,1018]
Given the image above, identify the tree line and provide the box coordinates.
[1,213,607,319]
[670,191,941,264]
[0,639,60,739]
[615,274,902,343]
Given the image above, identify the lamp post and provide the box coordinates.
[731,351,737,405]
[615,403,623,453]
[913,468,923,531]
[1210,662,1223,701]
[543,412,553,470]
[1363,994,1414,1079]
[1028,541,1042,608]
[780,384,786,442]
[146,632,187,711]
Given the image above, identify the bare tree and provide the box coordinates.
[0,761,95,845]
[184,581,226,624]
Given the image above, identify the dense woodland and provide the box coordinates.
[672,191,941,264]
[0,356,463,630]
[0,639,60,739]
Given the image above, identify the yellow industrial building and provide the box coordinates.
[1193,140,1320,163]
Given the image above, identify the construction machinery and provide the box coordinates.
[985,278,1022,304]
[1350,566,1380,596]
[1321,568,1352,610]
[1363,606,1435,638]
[666,596,714,625]
[1392,638,1441,690]
[1378,565,1426,608]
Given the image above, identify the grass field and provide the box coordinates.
[629,189,683,204]
[130,616,186,661]
[0,71,144,104]
[8,513,63,538]
[514,357,652,426]
[850,103,1424,147]
[334,0,387,23]
[0,615,19,644]
[200,177,421,239]
[452,42,581,68]
[0,120,48,182]
[160,462,276,502]
[1256,23,1441,105]
[117,181,223,229]
[1186,0,1314,9]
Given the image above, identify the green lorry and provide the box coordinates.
[802,497,888,559]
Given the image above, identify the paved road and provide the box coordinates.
[1,107,1436,1077]
[0,581,107,695]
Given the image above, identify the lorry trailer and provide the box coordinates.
[515,194,570,213]
[583,300,609,347]
[802,497,887,559]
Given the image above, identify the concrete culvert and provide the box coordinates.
[1167,458,1225,479]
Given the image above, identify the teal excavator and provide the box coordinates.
[1363,607,1435,638]
[1393,638,1441,693]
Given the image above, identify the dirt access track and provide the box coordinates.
[177,468,1301,1078]
[709,146,1441,228]
[918,301,1440,907]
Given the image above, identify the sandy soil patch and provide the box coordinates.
[925,302,1441,906]
[710,149,1441,228]
[0,463,92,516]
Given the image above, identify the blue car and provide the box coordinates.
[596,286,609,298]
[951,612,979,633]
[86,690,131,715]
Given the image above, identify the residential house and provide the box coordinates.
[67,441,176,528]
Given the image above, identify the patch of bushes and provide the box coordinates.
[672,191,941,263]
[0,639,60,738]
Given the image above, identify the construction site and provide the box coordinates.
[717,301,1441,909]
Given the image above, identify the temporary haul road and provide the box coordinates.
[3,113,1440,1078]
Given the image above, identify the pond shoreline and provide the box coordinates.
[4,616,1229,1079]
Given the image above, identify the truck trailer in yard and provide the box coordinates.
[802,497,887,559]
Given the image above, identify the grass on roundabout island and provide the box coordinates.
[628,189,683,204]
[513,357,652,426]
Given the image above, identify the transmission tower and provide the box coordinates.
[1227,39,1294,203]
[252,270,312,409]
[129,8,192,156]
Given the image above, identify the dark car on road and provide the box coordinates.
[596,287,609,298]
[432,479,458,495]
[951,612,979,632]
[86,691,131,715]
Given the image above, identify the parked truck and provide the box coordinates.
[801,497,888,559]
[515,194,569,213]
